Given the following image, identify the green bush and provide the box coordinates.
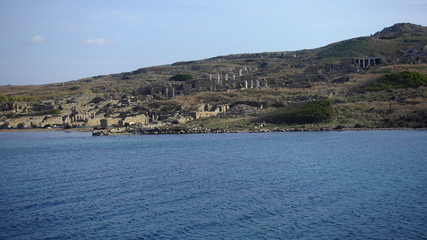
[1,95,38,102]
[366,71,427,91]
[50,108,61,115]
[35,108,62,116]
[0,93,8,103]
[5,112,16,119]
[170,74,194,81]
[255,100,334,124]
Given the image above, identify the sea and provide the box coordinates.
[0,130,426,239]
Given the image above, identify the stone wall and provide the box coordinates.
[194,104,229,120]
[195,110,220,120]
[32,103,54,112]
[5,116,44,128]
[85,117,121,127]
[122,114,148,125]
[86,118,102,127]
[184,79,215,94]
[42,116,63,126]
[1,102,28,113]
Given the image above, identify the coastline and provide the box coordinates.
[0,127,93,133]
[1,126,426,136]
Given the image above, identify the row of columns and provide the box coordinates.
[354,57,381,68]
[209,67,257,83]
[243,79,267,89]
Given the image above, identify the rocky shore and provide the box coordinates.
[92,126,238,136]
[91,125,425,136]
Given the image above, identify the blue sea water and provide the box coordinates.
[0,130,426,239]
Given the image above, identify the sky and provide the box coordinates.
[0,0,426,86]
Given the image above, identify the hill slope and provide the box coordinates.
[1,23,426,98]
[1,23,426,132]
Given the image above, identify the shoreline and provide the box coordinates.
[1,126,426,135]
[0,127,93,133]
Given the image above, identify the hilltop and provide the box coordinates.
[1,23,426,133]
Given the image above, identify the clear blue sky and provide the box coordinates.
[0,0,426,85]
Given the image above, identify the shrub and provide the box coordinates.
[255,100,334,124]
[35,108,62,116]
[258,62,268,69]
[50,108,62,115]
[170,74,194,81]
[0,93,8,103]
[5,112,16,119]
[8,95,38,102]
[334,125,345,130]
[365,71,427,91]
[40,108,61,115]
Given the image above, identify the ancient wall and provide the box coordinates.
[86,118,102,127]
[184,79,215,94]
[122,114,148,125]
[1,102,29,113]
[195,110,220,120]
[5,116,43,128]
[194,105,229,119]
[32,103,54,112]
[41,116,63,126]
[84,117,121,127]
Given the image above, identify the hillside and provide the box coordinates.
[1,23,426,133]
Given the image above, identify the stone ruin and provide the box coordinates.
[133,66,266,98]
[182,67,267,95]
[353,57,382,69]
[194,103,229,120]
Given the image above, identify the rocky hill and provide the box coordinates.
[1,23,426,133]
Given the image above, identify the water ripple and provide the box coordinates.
[0,131,426,239]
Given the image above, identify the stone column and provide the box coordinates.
[250,80,254,89]
[244,80,248,89]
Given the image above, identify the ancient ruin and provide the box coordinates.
[354,57,382,68]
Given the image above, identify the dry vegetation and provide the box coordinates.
[1,23,426,131]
